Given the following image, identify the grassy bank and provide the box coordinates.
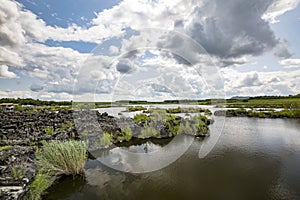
[214,108,300,118]
[226,96,300,109]
[25,140,87,199]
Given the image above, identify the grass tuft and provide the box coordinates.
[58,123,74,132]
[11,163,25,179]
[99,132,113,147]
[26,172,54,200]
[139,124,159,139]
[35,140,87,176]
[133,113,151,123]
[43,127,55,135]
[117,127,132,142]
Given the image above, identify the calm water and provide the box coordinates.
[45,117,300,200]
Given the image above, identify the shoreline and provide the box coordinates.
[0,109,210,199]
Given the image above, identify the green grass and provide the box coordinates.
[149,109,168,121]
[215,108,300,118]
[166,107,211,114]
[133,113,151,123]
[226,97,300,109]
[126,106,147,112]
[197,120,208,135]
[35,140,87,176]
[25,172,54,200]
[99,132,113,147]
[58,123,74,131]
[139,124,159,139]
[0,145,12,152]
[43,127,55,135]
[177,121,194,134]
[11,163,25,179]
[117,127,132,142]
[188,114,211,136]
[165,115,181,135]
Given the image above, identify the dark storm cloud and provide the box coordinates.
[186,0,282,59]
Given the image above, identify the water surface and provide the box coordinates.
[46,117,300,200]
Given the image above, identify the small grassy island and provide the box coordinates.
[214,108,300,118]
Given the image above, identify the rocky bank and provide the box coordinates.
[0,110,124,199]
[0,110,210,199]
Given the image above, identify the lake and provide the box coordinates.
[45,113,300,200]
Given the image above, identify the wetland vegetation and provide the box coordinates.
[1,95,299,199]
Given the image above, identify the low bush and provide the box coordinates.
[133,113,151,123]
[126,106,147,112]
[165,115,181,135]
[117,127,132,142]
[197,120,208,135]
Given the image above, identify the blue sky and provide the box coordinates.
[0,0,300,101]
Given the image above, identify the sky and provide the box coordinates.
[0,0,300,101]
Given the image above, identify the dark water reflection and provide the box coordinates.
[45,117,300,200]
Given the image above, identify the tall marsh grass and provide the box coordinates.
[35,140,87,176]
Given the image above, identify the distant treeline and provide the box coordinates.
[227,94,300,103]
[248,94,300,100]
[0,98,71,106]
[1,94,299,106]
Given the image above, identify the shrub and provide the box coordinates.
[117,127,132,142]
[99,132,113,147]
[35,140,87,176]
[166,115,181,135]
[190,114,211,125]
[197,120,208,134]
[126,106,147,112]
[204,109,212,115]
[133,113,151,123]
